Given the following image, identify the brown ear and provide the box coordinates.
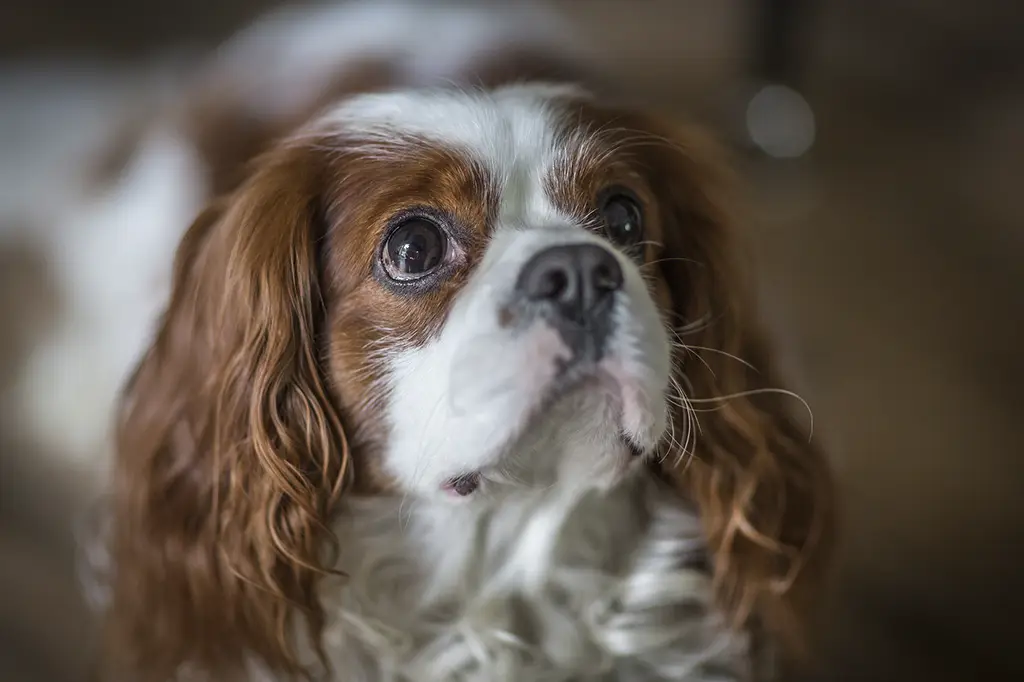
[104,147,349,681]
[644,122,835,664]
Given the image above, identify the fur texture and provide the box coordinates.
[59,4,834,682]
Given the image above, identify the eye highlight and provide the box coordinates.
[382,217,447,282]
[598,188,643,250]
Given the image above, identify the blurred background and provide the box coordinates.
[1,1,1022,681]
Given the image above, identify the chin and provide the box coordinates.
[67,2,836,681]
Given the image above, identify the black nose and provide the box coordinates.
[516,243,623,324]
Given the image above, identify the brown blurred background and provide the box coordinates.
[1,1,1022,681]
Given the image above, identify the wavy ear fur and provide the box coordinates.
[104,147,349,681]
[644,122,836,664]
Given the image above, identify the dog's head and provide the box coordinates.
[105,84,833,680]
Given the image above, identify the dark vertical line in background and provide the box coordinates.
[751,0,811,87]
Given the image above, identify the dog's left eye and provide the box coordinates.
[383,218,447,281]
[600,191,643,248]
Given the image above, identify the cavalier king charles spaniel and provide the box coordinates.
[70,2,835,681]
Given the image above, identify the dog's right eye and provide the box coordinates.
[383,218,447,281]
[599,190,643,249]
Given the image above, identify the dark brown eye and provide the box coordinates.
[600,191,643,248]
[383,218,447,281]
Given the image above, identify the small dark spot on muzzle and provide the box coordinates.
[445,472,481,496]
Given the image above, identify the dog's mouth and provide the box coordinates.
[442,364,650,498]
[443,433,642,499]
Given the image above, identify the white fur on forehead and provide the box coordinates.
[320,84,590,226]
[323,85,587,171]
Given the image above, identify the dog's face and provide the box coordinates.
[316,85,673,499]
[106,84,832,680]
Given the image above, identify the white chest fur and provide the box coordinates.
[307,472,750,682]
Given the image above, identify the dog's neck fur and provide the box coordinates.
[298,469,751,682]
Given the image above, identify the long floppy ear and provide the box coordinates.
[103,147,349,681]
[644,122,836,665]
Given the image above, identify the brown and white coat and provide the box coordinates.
[26,3,834,681]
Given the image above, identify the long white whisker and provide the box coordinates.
[684,388,814,439]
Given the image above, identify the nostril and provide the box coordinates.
[536,267,570,302]
[592,261,623,294]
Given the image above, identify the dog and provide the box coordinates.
[19,2,834,680]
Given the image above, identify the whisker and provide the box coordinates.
[675,313,720,336]
[662,373,700,470]
[680,345,717,380]
[631,239,664,250]
[680,345,759,373]
[640,256,702,269]
[684,388,814,438]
